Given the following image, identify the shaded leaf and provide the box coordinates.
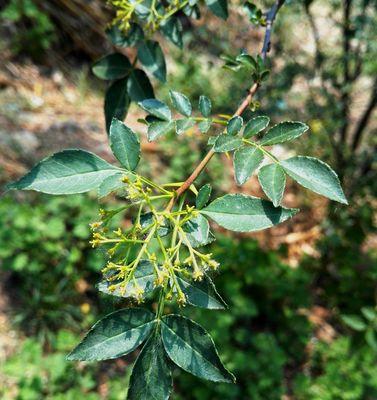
[140,212,170,237]
[201,194,298,232]
[67,308,156,361]
[109,119,140,171]
[98,173,125,198]
[233,146,264,185]
[176,275,226,309]
[227,116,243,135]
[92,53,131,80]
[196,183,212,209]
[199,96,212,117]
[127,333,172,400]
[183,214,214,248]
[127,69,154,102]
[205,0,228,19]
[106,23,144,48]
[104,78,130,133]
[138,40,166,82]
[161,315,235,382]
[161,17,183,48]
[98,260,156,299]
[258,163,286,207]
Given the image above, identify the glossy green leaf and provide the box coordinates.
[109,119,140,171]
[98,173,125,198]
[196,183,212,209]
[201,194,298,232]
[205,0,228,19]
[104,78,130,133]
[169,90,192,117]
[161,17,183,48]
[92,53,131,80]
[147,121,175,141]
[199,96,212,117]
[7,150,119,195]
[281,156,348,204]
[258,163,286,207]
[198,119,212,133]
[138,40,166,82]
[127,333,172,400]
[361,307,376,322]
[106,23,144,48]
[176,275,226,310]
[213,135,243,152]
[227,116,243,135]
[243,116,270,138]
[260,121,308,145]
[183,214,214,248]
[233,146,264,185]
[175,118,195,135]
[139,99,171,121]
[98,260,156,299]
[341,315,367,331]
[161,315,235,382]
[67,308,155,361]
[127,69,154,102]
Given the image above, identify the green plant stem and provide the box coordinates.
[242,139,280,163]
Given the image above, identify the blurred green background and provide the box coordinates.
[0,0,376,399]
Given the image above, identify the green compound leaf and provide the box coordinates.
[107,23,144,48]
[176,274,227,310]
[127,69,154,102]
[281,156,348,204]
[104,78,130,133]
[139,99,171,121]
[98,172,125,198]
[7,150,119,195]
[138,40,166,82]
[199,95,212,117]
[183,214,214,248]
[169,90,192,117]
[227,116,243,136]
[196,183,212,209]
[67,308,156,361]
[161,315,235,383]
[205,0,228,20]
[92,53,132,80]
[260,121,309,145]
[233,146,264,185]
[258,163,286,207]
[175,118,195,135]
[161,16,183,49]
[213,135,243,152]
[198,119,212,133]
[243,116,270,138]
[147,121,175,142]
[127,333,172,400]
[109,119,140,171]
[201,194,299,232]
[98,260,156,299]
